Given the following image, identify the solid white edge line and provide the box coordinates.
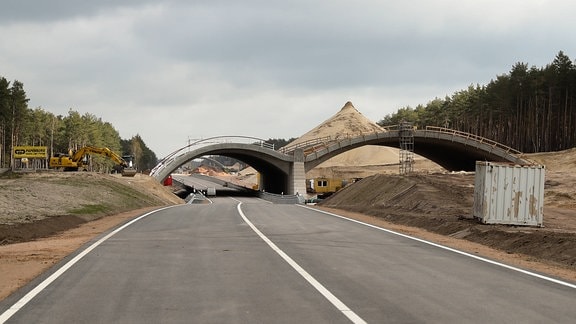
[0,205,179,324]
[300,205,576,290]
[233,199,367,324]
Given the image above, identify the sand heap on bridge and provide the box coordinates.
[290,101,385,143]
[288,101,401,169]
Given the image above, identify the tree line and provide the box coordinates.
[5,51,573,172]
[378,51,576,153]
[0,76,157,172]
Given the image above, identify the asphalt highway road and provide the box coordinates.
[172,174,221,192]
[1,197,575,323]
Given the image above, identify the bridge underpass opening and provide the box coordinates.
[171,152,290,196]
[222,153,289,194]
[302,131,527,174]
[304,145,445,178]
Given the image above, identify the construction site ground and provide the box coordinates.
[1,148,576,301]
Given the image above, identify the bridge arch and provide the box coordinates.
[292,127,530,172]
[151,137,294,194]
[151,128,532,196]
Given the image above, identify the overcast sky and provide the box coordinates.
[2,0,575,158]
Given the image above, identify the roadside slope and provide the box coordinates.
[0,171,183,244]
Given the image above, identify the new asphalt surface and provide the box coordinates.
[1,197,575,323]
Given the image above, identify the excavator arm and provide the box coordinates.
[50,146,137,176]
[72,146,129,167]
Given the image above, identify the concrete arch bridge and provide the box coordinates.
[150,127,531,196]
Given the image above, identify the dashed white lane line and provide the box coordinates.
[0,205,178,324]
[234,199,367,324]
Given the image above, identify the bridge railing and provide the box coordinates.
[280,125,523,159]
[150,136,275,178]
[279,126,397,155]
[278,136,332,154]
[423,126,522,154]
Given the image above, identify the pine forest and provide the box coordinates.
[0,78,157,172]
[378,51,576,153]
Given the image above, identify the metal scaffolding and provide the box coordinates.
[399,122,414,175]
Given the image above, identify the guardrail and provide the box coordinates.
[278,136,332,154]
[258,191,305,204]
[279,126,398,154]
[150,136,275,178]
[423,126,522,154]
[279,125,523,158]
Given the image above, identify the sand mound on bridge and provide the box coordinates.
[287,101,443,178]
[288,101,385,143]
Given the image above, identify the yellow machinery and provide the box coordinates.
[306,177,360,198]
[307,177,345,197]
[50,146,137,177]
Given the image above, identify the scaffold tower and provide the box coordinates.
[399,121,414,174]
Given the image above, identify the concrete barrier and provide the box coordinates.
[258,191,304,204]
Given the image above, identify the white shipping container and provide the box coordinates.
[473,162,545,226]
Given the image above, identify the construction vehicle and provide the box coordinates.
[306,177,345,198]
[49,146,137,177]
[306,177,361,198]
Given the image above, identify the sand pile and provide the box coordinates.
[288,101,442,176]
[289,101,385,145]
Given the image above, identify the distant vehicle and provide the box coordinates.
[307,177,346,198]
[49,146,137,177]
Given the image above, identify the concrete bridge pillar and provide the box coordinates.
[289,149,307,196]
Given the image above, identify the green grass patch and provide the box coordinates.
[69,204,110,215]
[0,171,23,179]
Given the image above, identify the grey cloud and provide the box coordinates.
[4,0,576,158]
[0,0,163,23]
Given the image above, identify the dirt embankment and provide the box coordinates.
[0,171,183,244]
[319,171,576,272]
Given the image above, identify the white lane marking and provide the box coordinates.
[0,205,179,324]
[233,199,367,324]
[301,205,576,290]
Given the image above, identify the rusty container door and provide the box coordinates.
[473,161,545,226]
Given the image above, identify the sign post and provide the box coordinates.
[13,146,48,159]
[13,146,48,170]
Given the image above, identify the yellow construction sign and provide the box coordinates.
[14,146,48,159]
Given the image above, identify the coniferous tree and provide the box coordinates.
[378,51,576,153]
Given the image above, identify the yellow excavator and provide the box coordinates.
[49,146,137,177]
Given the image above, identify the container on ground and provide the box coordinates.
[473,161,545,226]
